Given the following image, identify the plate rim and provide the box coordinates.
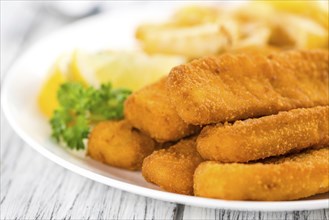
[2,10,329,212]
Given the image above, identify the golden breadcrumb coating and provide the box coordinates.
[142,137,203,195]
[124,77,200,142]
[194,147,329,201]
[87,120,157,170]
[197,106,329,162]
[167,50,328,125]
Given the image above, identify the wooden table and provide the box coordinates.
[1,2,328,219]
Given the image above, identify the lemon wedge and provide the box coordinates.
[70,50,97,87]
[94,51,185,91]
[70,50,185,91]
[38,50,185,118]
[37,55,69,117]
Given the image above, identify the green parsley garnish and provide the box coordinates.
[50,82,131,150]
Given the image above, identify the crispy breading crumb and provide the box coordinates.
[124,77,200,142]
[168,50,329,125]
[87,120,157,170]
[194,148,329,200]
[197,106,329,162]
[142,137,203,195]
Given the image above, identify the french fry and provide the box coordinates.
[172,5,222,26]
[270,14,328,49]
[136,22,235,59]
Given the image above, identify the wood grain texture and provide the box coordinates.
[1,2,328,220]
[181,206,329,220]
[1,115,177,220]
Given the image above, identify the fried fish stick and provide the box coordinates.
[142,137,203,195]
[194,148,329,201]
[87,120,157,170]
[197,106,329,162]
[124,78,200,142]
[168,50,329,125]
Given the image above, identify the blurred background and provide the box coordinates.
[1,1,241,79]
[2,0,328,81]
[2,1,118,78]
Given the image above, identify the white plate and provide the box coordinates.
[2,3,328,211]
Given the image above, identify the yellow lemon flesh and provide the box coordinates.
[38,50,185,118]
[70,50,92,87]
[71,50,186,91]
[37,58,67,118]
[95,51,185,91]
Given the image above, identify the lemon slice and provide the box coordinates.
[70,50,98,87]
[37,55,69,117]
[70,50,185,91]
[95,51,185,91]
[38,50,185,117]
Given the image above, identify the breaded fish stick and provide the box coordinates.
[194,148,329,201]
[197,106,329,162]
[142,137,203,195]
[88,120,157,170]
[168,50,329,125]
[124,78,199,142]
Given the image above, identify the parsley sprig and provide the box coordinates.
[50,82,131,150]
